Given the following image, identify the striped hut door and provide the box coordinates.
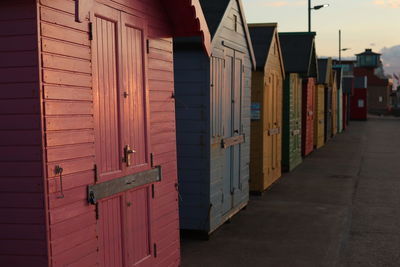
[92,4,153,267]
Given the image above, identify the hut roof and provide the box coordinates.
[199,0,256,69]
[279,32,318,78]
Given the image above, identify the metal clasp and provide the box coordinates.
[123,145,136,167]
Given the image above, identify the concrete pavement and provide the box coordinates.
[181,117,400,267]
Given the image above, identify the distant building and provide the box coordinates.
[333,60,356,128]
[354,49,393,114]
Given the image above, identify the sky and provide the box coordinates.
[242,0,400,77]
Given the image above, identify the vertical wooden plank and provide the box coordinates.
[92,9,122,182]
[125,187,152,266]
[98,195,123,267]
[121,13,149,173]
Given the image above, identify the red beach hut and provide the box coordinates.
[0,0,210,266]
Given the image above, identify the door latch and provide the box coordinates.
[123,145,136,167]
[55,165,64,199]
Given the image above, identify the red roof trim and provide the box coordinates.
[162,0,211,56]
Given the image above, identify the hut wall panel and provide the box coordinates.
[250,33,284,191]
[337,79,343,133]
[324,87,332,142]
[301,78,315,156]
[208,0,251,232]
[250,72,264,191]
[342,94,348,130]
[262,37,283,190]
[332,81,338,136]
[38,0,180,266]
[174,46,210,231]
[282,74,302,172]
[314,84,325,149]
[0,1,48,264]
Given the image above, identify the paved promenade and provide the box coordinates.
[182,117,400,267]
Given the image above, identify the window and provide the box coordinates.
[379,96,383,102]
[233,15,238,32]
[358,99,365,108]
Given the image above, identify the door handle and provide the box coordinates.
[123,145,136,167]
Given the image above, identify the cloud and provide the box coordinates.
[372,0,400,8]
[380,45,400,76]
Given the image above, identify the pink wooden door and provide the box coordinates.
[98,195,124,267]
[92,4,153,267]
[92,5,122,183]
[121,12,150,175]
[125,187,153,267]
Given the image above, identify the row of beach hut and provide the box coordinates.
[0,0,358,266]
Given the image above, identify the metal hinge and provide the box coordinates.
[146,39,150,54]
[94,164,98,182]
[150,153,154,167]
[153,243,157,258]
[95,203,99,220]
[88,22,93,40]
[151,184,155,199]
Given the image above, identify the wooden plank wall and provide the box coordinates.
[0,1,48,266]
[263,35,282,189]
[332,76,338,136]
[174,46,210,231]
[302,78,315,156]
[314,84,325,149]
[209,0,251,232]
[38,0,180,266]
[282,74,303,172]
[337,76,343,133]
[324,87,332,142]
[249,71,264,191]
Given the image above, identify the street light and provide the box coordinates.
[308,1,329,32]
[339,29,351,64]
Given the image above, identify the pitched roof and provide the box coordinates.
[162,0,211,56]
[199,0,256,69]
[356,48,381,56]
[317,58,332,84]
[199,0,231,38]
[318,58,328,84]
[334,66,343,88]
[248,24,276,70]
[278,32,318,77]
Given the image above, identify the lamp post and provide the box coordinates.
[308,1,329,32]
[338,29,350,64]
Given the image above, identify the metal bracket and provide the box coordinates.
[75,0,93,23]
[87,166,162,205]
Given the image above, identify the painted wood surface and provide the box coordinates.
[314,84,325,149]
[332,74,338,136]
[175,0,252,233]
[324,87,332,142]
[351,88,368,120]
[342,94,348,130]
[38,0,208,266]
[282,74,302,172]
[301,78,315,156]
[336,70,343,133]
[1,0,209,265]
[0,1,48,265]
[250,31,283,192]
